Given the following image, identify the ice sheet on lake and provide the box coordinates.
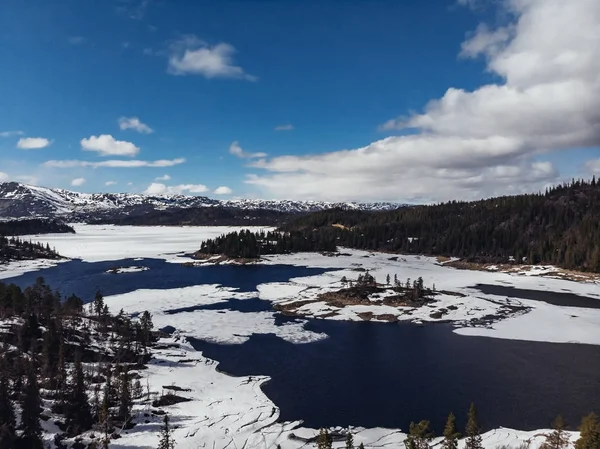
[18,224,273,263]
[104,285,326,345]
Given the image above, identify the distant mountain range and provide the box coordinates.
[0,182,401,222]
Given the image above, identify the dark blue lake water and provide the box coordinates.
[3,259,600,433]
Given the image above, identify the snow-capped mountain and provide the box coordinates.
[0,182,401,220]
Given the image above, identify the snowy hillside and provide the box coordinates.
[0,182,401,220]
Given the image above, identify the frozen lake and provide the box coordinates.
[2,249,600,433]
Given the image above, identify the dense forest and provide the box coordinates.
[96,207,289,226]
[198,179,600,272]
[0,236,62,264]
[197,229,336,258]
[0,219,75,236]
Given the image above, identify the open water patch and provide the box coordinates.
[0,258,331,301]
[190,319,600,434]
[472,284,600,309]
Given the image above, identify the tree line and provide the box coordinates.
[280,178,600,272]
[314,404,600,449]
[197,179,600,271]
[197,229,336,259]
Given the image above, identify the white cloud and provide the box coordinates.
[0,130,24,137]
[213,186,233,195]
[167,35,256,81]
[248,0,600,202]
[127,182,133,186]
[0,172,9,182]
[143,182,209,195]
[81,134,140,157]
[118,116,153,134]
[105,181,117,186]
[155,174,171,181]
[229,141,267,159]
[17,137,51,150]
[274,124,294,131]
[71,177,86,187]
[43,158,186,168]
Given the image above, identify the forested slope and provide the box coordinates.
[199,179,600,272]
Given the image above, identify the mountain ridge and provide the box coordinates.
[0,182,402,221]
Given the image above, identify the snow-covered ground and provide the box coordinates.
[0,225,595,448]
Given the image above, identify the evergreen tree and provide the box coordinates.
[317,428,333,449]
[20,364,43,449]
[465,403,483,449]
[386,274,391,285]
[542,415,570,449]
[65,359,93,435]
[118,370,133,423]
[94,290,104,317]
[576,413,600,449]
[358,444,365,449]
[0,366,15,432]
[404,420,433,449]
[442,413,460,449]
[157,414,175,449]
[346,431,355,449]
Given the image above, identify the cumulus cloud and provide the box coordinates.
[274,124,294,131]
[0,130,24,137]
[81,134,140,157]
[167,35,256,80]
[248,0,600,202]
[17,137,51,150]
[105,181,117,186]
[44,158,185,168]
[71,177,86,187]
[213,186,232,195]
[0,172,9,182]
[118,116,153,134]
[143,182,208,195]
[229,141,266,159]
[155,174,171,181]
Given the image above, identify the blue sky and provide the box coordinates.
[1,0,598,202]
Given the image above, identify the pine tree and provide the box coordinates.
[386,274,391,285]
[576,413,600,449]
[404,420,433,449]
[346,430,355,449]
[94,290,104,317]
[358,444,365,449]
[118,370,133,423]
[65,359,93,435]
[442,413,460,449]
[20,364,43,449]
[465,403,483,449]
[0,366,15,432]
[317,428,332,449]
[157,414,175,449]
[542,415,570,449]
